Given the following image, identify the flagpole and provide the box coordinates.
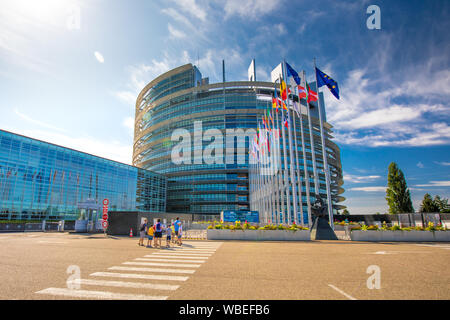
[305,78,320,198]
[279,74,290,225]
[292,92,305,226]
[313,58,334,229]
[283,60,298,225]
[300,71,313,227]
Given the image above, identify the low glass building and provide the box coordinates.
[0,130,166,221]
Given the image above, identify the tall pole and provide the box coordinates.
[292,94,305,226]
[283,60,298,225]
[279,74,290,225]
[300,71,313,227]
[313,59,334,229]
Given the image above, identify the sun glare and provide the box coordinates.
[4,0,77,27]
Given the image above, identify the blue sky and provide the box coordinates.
[0,0,449,214]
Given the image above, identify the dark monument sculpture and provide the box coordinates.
[310,196,338,240]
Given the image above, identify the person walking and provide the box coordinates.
[146,223,154,248]
[165,223,172,248]
[174,217,181,239]
[154,218,163,248]
[138,218,148,246]
[177,224,183,246]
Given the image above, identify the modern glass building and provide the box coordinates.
[0,130,166,221]
[133,63,345,221]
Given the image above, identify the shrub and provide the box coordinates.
[367,225,379,230]
[390,225,401,231]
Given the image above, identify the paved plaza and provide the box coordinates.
[0,232,448,300]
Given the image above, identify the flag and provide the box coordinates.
[297,85,307,99]
[315,67,339,99]
[280,80,287,100]
[272,97,278,111]
[286,62,301,85]
[283,113,289,128]
[281,101,288,111]
[307,82,318,104]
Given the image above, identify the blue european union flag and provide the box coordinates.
[315,67,339,100]
[286,62,301,86]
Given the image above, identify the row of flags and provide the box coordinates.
[250,59,340,225]
[251,62,339,160]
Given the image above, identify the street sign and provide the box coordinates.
[102,198,109,231]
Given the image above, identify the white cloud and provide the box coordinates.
[168,23,186,38]
[415,181,450,187]
[326,65,450,147]
[349,186,387,192]
[343,173,381,184]
[435,161,450,166]
[223,0,280,19]
[416,161,424,168]
[14,108,67,133]
[171,0,207,21]
[94,51,104,63]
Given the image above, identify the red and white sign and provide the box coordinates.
[102,198,109,229]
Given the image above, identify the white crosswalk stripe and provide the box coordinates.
[145,254,209,259]
[90,272,189,281]
[135,257,206,263]
[123,261,201,268]
[67,279,179,290]
[151,252,212,257]
[36,287,168,300]
[35,241,223,299]
[108,266,196,274]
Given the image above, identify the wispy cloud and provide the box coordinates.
[223,0,281,20]
[415,181,450,188]
[168,23,186,38]
[14,108,67,133]
[435,161,450,166]
[349,186,387,192]
[417,161,424,168]
[94,51,104,63]
[343,173,381,184]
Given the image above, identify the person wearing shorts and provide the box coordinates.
[147,224,154,248]
[177,224,183,246]
[174,217,181,238]
[138,218,148,246]
[154,219,163,248]
[165,223,172,248]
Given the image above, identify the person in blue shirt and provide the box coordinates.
[173,217,181,238]
[154,218,163,248]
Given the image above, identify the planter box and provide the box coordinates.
[350,230,450,242]
[207,229,310,241]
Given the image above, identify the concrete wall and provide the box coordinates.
[107,211,193,236]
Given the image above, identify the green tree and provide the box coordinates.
[433,195,450,213]
[419,193,439,213]
[342,209,349,216]
[385,162,414,214]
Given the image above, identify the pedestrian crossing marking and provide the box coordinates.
[35,287,168,300]
[90,272,189,281]
[66,279,179,290]
[123,261,200,268]
[108,266,196,274]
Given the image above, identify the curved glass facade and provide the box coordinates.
[133,64,344,220]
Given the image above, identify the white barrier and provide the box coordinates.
[207,229,310,241]
[350,230,450,242]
